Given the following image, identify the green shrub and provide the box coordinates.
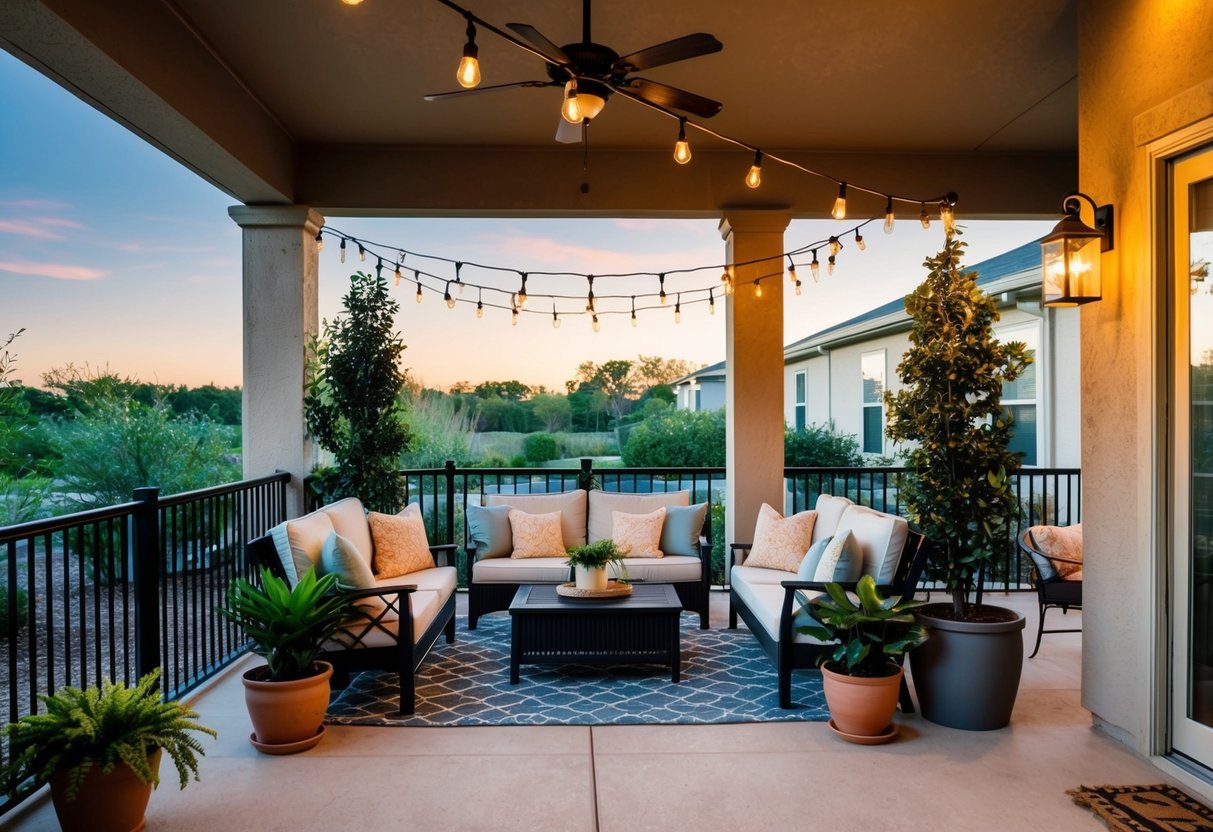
[0,583,29,637]
[399,386,476,468]
[509,454,528,468]
[621,409,725,467]
[784,422,863,467]
[524,433,561,463]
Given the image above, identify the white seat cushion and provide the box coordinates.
[730,563,791,586]
[836,505,909,585]
[812,494,855,544]
[485,490,588,548]
[319,497,373,565]
[730,578,829,645]
[328,588,444,649]
[374,565,456,599]
[609,556,702,583]
[587,490,690,543]
[472,556,570,584]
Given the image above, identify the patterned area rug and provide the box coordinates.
[326,614,828,726]
[1068,785,1213,831]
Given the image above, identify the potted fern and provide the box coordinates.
[797,576,928,743]
[0,668,215,832]
[884,233,1032,730]
[565,539,626,590]
[219,566,351,753]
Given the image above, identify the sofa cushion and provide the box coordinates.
[660,502,709,557]
[321,531,376,589]
[797,536,834,581]
[813,529,863,582]
[486,490,587,548]
[1029,524,1083,580]
[472,557,570,584]
[328,589,443,650]
[319,497,373,565]
[269,510,335,585]
[467,503,512,559]
[611,556,702,583]
[812,494,855,544]
[745,503,816,572]
[836,504,909,584]
[509,510,566,558]
[374,565,457,598]
[369,504,436,578]
[612,508,666,557]
[587,490,690,544]
[730,563,791,586]
[730,576,829,645]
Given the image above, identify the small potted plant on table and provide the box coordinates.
[798,575,928,744]
[0,668,215,832]
[565,539,626,591]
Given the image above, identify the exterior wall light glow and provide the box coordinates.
[1040,193,1113,307]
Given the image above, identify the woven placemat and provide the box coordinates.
[556,580,633,599]
[1068,784,1213,831]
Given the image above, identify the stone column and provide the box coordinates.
[228,205,324,517]
[719,211,791,548]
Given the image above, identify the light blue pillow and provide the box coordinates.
[796,536,833,581]
[660,502,709,557]
[813,529,864,583]
[467,503,512,558]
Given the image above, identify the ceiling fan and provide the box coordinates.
[425,0,724,143]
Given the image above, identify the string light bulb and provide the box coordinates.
[810,250,820,282]
[673,118,692,165]
[753,278,763,298]
[561,79,583,124]
[631,296,638,327]
[721,269,733,296]
[709,289,716,315]
[591,314,600,333]
[829,236,842,257]
[517,273,528,309]
[394,266,402,286]
[457,17,480,89]
[358,244,366,262]
[940,196,957,235]
[828,255,836,276]
[920,202,930,229]
[476,288,484,318]
[855,231,866,251]
[314,229,324,252]
[339,237,347,263]
[659,273,668,305]
[795,279,803,296]
[552,304,560,328]
[674,294,682,323]
[884,197,895,234]
[415,277,423,304]
[512,307,519,326]
[444,282,455,309]
[787,256,798,284]
[832,182,848,220]
[745,150,763,189]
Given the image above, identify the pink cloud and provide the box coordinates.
[483,234,645,273]
[0,199,70,211]
[0,219,64,240]
[33,216,88,230]
[0,261,108,281]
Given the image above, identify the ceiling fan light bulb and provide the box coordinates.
[561,81,583,124]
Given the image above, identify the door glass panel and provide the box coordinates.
[1189,175,1213,726]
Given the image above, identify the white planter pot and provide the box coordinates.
[574,565,609,591]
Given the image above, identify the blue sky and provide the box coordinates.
[0,50,1052,392]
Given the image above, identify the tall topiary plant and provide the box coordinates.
[884,234,1031,619]
[305,271,410,512]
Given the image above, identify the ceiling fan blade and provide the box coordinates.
[625,78,723,118]
[555,118,583,144]
[613,33,722,74]
[506,22,573,66]
[423,80,555,102]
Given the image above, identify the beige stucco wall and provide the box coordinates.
[1079,0,1213,759]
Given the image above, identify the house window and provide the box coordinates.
[998,322,1040,466]
[861,350,885,454]
[794,371,806,431]
[694,388,702,411]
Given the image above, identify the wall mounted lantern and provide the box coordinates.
[1040,193,1114,307]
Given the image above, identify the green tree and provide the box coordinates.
[622,408,725,467]
[305,271,411,512]
[0,329,50,525]
[784,422,863,467]
[633,355,695,389]
[531,392,572,432]
[473,380,533,401]
[399,384,477,468]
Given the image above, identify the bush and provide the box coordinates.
[524,433,561,463]
[784,422,863,467]
[0,583,29,637]
[621,409,725,467]
[399,386,476,468]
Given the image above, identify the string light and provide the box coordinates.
[674,294,681,323]
[415,273,423,303]
[444,281,455,308]
[884,197,895,234]
[855,231,866,251]
[358,243,366,262]
[339,237,347,263]
[920,202,930,229]
[828,254,836,276]
[561,79,582,124]
[394,264,402,285]
[721,269,733,296]
[517,272,528,309]
[832,182,848,220]
[315,229,325,252]
[828,236,842,257]
[586,275,595,312]
[552,303,560,328]
[659,273,668,305]
[940,196,957,235]
[591,313,600,332]
[512,306,519,325]
[476,288,484,318]
[810,250,820,282]
[673,117,692,165]
[631,296,638,327]
[456,16,480,89]
[455,261,465,294]
[786,256,798,284]
[708,288,716,315]
[745,150,763,189]
[753,278,763,298]
[794,279,803,296]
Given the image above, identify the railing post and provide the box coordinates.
[444,460,456,546]
[579,458,594,492]
[132,487,161,681]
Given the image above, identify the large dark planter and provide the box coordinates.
[910,604,1026,731]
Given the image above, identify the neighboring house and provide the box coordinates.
[670,359,726,413]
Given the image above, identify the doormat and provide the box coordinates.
[326,614,829,726]
[1067,784,1213,832]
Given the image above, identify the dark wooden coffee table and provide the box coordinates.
[508,583,683,684]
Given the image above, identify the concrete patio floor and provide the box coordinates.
[3,590,1167,832]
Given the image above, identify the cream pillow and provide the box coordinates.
[509,510,566,558]
[745,503,817,572]
[368,504,435,578]
[612,508,666,558]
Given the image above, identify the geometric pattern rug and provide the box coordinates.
[326,614,828,727]
[1067,785,1213,832]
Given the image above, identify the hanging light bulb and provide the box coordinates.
[855,231,866,251]
[561,79,583,124]
[339,237,347,263]
[828,255,837,276]
[920,202,930,229]
[591,314,600,332]
[673,117,692,165]
[552,304,560,329]
[314,229,324,252]
[358,244,366,262]
[708,289,716,315]
[631,296,638,327]
[476,289,484,319]
[674,294,682,323]
[753,279,763,298]
[745,150,763,189]
[394,265,401,286]
[512,307,519,326]
[884,197,895,234]
[415,279,423,304]
[810,250,820,282]
[659,273,668,305]
[517,273,528,309]
[721,269,733,296]
[940,196,957,235]
[444,282,455,309]
[794,279,803,296]
[457,17,481,89]
[829,236,842,257]
[831,182,848,220]
[787,256,798,284]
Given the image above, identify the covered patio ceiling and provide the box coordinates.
[1,0,1077,217]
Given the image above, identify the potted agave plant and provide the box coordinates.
[885,232,1032,730]
[0,668,215,832]
[565,539,627,591]
[220,566,351,753]
[797,575,928,744]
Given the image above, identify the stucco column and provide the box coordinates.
[719,211,790,548]
[228,205,324,517]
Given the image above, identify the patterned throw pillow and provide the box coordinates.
[813,529,863,583]
[509,510,566,558]
[1030,524,1083,580]
[368,505,435,578]
[745,503,817,572]
[612,508,667,558]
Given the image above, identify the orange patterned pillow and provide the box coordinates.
[1030,524,1083,580]
[612,508,666,558]
[745,503,817,572]
[509,510,566,558]
[368,505,435,578]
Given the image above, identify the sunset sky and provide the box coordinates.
[0,51,1053,393]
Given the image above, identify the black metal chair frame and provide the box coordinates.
[727,531,929,710]
[1017,528,1082,658]
[247,536,457,715]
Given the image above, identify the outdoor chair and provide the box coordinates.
[1018,526,1083,658]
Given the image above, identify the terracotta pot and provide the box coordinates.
[574,565,609,591]
[242,660,333,750]
[50,746,161,832]
[821,664,903,737]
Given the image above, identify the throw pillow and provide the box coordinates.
[813,529,863,583]
[797,536,834,581]
[1030,524,1083,580]
[587,490,690,543]
[509,510,566,558]
[745,503,817,572]
[485,490,587,548]
[467,503,513,559]
[612,508,667,557]
[660,502,709,557]
[368,505,435,578]
[320,530,376,589]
